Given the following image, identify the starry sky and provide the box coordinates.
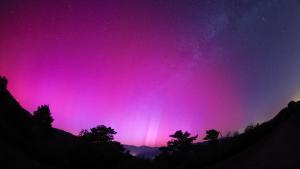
[1,0,300,146]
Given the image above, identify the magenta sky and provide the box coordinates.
[1,0,300,146]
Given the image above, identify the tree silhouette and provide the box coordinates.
[74,125,127,169]
[245,123,260,133]
[204,129,220,141]
[79,125,117,143]
[0,76,7,89]
[33,105,54,128]
[233,131,239,137]
[161,130,198,154]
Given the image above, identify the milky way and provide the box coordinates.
[1,0,300,146]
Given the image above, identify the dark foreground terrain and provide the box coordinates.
[1,76,300,169]
[204,103,300,169]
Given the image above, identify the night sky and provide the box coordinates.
[1,0,300,146]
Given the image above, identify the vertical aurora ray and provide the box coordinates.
[1,0,300,146]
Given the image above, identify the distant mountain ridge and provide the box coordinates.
[1,75,300,169]
[124,145,160,159]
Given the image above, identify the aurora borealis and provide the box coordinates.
[1,0,300,146]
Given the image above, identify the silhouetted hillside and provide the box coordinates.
[203,101,300,169]
[1,75,300,169]
[0,76,146,169]
[153,101,300,169]
[0,77,78,168]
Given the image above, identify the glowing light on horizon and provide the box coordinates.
[1,0,300,146]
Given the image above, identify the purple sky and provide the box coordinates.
[1,0,300,146]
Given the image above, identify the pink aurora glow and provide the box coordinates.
[0,1,244,146]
